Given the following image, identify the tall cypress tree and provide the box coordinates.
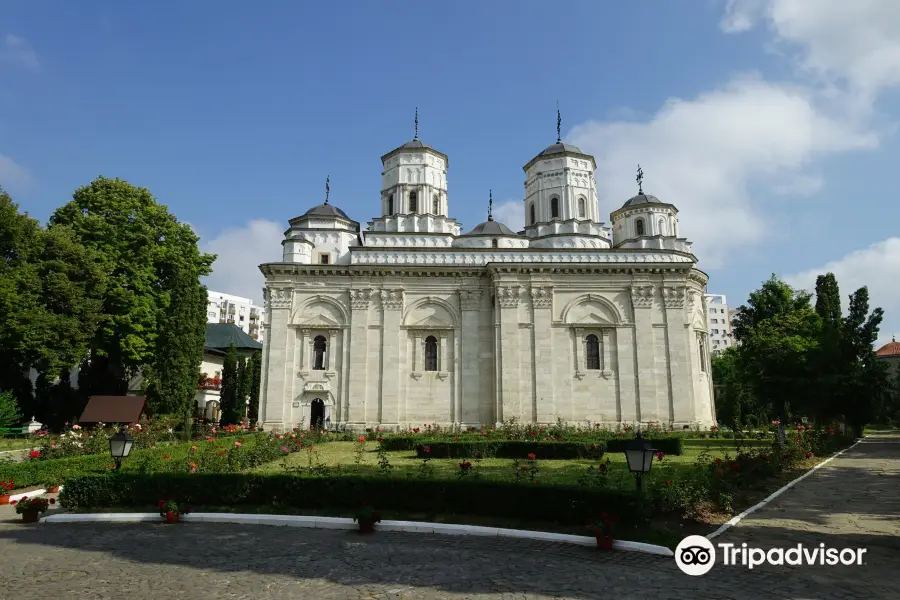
[236,356,250,423]
[247,351,262,425]
[841,287,885,436]
[219,345,240,425]
[813,273,843,422]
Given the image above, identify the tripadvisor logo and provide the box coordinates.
[675,535,867,576]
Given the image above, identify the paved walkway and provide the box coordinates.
[1,434,898,600]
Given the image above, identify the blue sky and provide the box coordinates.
[2,1,899,347]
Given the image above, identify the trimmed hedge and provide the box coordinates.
[414,440,605,460]
[605,437,683,456]
[59,472,644,525]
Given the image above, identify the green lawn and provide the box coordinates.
[0,438,34,451]
[253,438,768,488]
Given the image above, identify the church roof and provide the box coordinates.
[301,203,353,219]
[463,218,518,236]
[876,339,900,358]
[205,323,262,352]
[381,139,449,165]
[622,193,665,207]
[536,141,585,156]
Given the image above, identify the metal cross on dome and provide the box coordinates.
[636,165,644,195]
[414,107,419,140]
[324,175,330,205]
[488,189,493,221]
[556,101,562,143]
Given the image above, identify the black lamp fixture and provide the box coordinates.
[109,425,134,470]
[624,430,656,492]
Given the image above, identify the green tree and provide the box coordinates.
[247,351,262,425]
[49,177,214,396]
[0,189,104,421]
[711,347,752,429]
[219,345,240,425]
[812,273,844,422]
[236,355,250,422]
[839,287,886,436]
[0,390,22,428]
[733,275,821,422]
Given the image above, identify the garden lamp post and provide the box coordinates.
[109,426,134,470]
[624,431,656,493]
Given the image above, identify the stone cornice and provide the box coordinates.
[265,287,292,310]
[259,263,696,279]
[496,285,521,309]
[350,249,695,266]
[379,289,404,311]
[662,286,686,309]
[349,289,374,310]
[529,286,553,309]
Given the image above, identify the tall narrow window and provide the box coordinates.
[432,195,439,214]
[313,335,327,370]
[586,334,600,370]
[530,203,536,225]
[635,218,645,236]
[387,194,394,215]
[424,335,438,371]
[578,197,586,218]
[699,337,707,372]
[409,191,418,213]
[491,239,498,248]
[551,197,559,219]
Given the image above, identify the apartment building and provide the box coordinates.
[206,290,265,344]
[705,294,734,355]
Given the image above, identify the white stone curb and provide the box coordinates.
[40,512,673,556]
[707,438,864,540]
[8,488,47,502]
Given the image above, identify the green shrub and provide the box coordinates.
[605,437,683,456]
[415,440,605,460]
[59,472,644,526]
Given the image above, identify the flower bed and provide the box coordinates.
[58,472,645,526]
[414,440,606,460]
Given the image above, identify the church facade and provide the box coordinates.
[258,125,716,431]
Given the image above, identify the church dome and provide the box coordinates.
[463,218,518,237]
[876,339,900,357]
[621,193,665,208]
[536,141,584,157]
[301,203,353,220]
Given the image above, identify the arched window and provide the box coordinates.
[658,218,666,235]
[313,335,327,370]
[432,195,439,214]
[699,337,707,372]
[424,335,438,371]
[530,203,536,225]
[586,334,600,370]
[409,191,417,213]
[491,239,498,248]
[387,194,394,215]
[550,197,559,219]
[635,218,645,236]
[578,197,586,218]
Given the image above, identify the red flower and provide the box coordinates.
[158,500,166,508]
[530,431,537,436]
[49,498,56,504]
[413,428,420,433]
[594,423,600,428]
[665,479,671,485]
[715,470,724,477]
[805,451,813,458]
[731,462,740,470]
[539,425,545,431]
[376,437,384,442]
[423,446,431,453]
[527,452,537,460]
[234,441,242,447]
[10,500,16,505]
[162,455,171,460]
[29,450,40,458]
[714,457,722,464]
[617,432,623,436]
[655,451,665,462]
[358,436,366,442]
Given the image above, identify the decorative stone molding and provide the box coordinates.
[350,289,373,310]
[529,286,553,309]
[496,286,521,309]
[459,289,483,311]
[269,287,292,310]
[630,285,655,309]
[662,286,686,309]
[324,371,337,380]
[411,372,423,380]
[436,372,449,381]
[352,250,695,266]
[298,371,310,379]
[379,289,404,311]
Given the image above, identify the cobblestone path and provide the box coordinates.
[1,434,897,599]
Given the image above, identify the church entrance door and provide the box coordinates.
[310,398,325,430]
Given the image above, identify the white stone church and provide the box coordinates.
[258,120,715,431]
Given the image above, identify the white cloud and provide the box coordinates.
[783,238,900,348]
[1,34,39,70]
[721,0,900,103]
[0,153,31,191]
[200,219,284,305]
[568,76,877,266]
[491,200,525,233]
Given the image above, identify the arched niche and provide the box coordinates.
[292,296,348,327]
[402,297,459,328]
[560,294,623,326]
